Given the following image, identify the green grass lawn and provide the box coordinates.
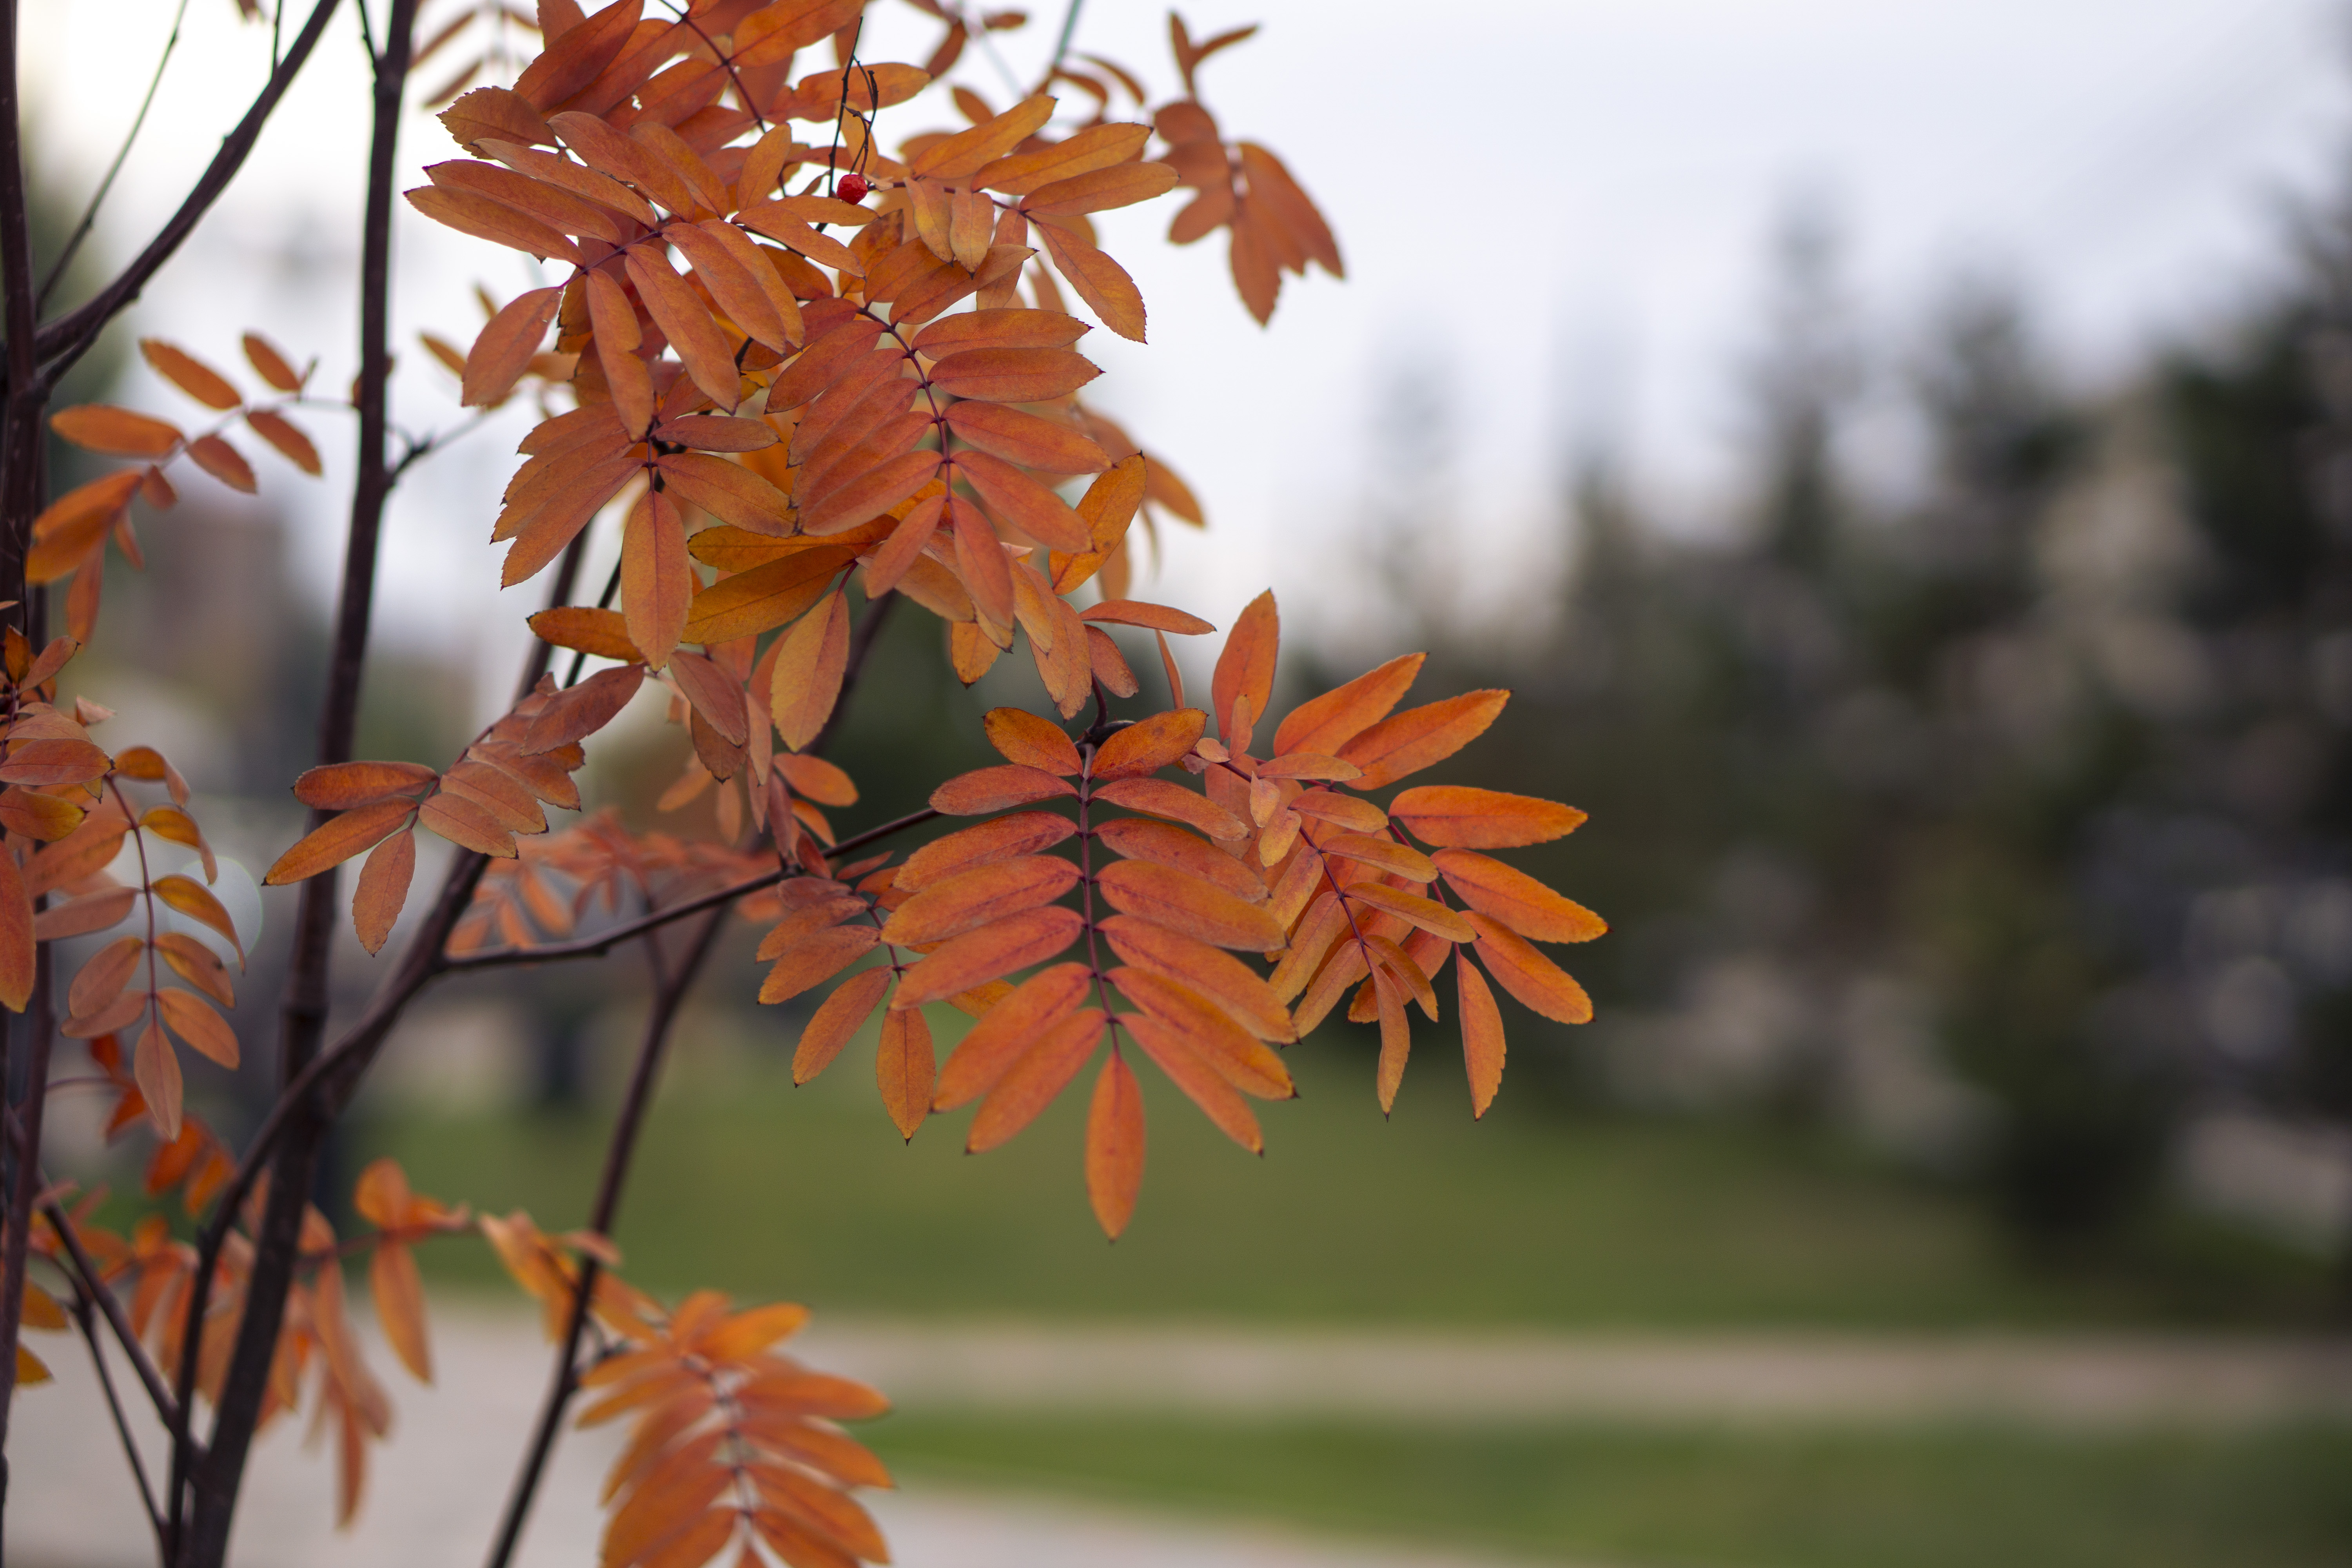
[357,998,2331,1327]
[873,1416,2352,1568]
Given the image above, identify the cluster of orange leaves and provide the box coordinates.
[9,1,1587,1560]
[490,1216,893,1568]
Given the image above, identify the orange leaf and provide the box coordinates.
[1342,881,1475,942]
[1387,786,1588,848]
[976,122,1152,194]
[1210,590,1278,743]
[405,184,582,262]
[1091,776,1247,840]
[33,886,137,941]
[1433,849,1606,944]
[1272,652,1425,759]
[1107,966,1290,1097]
[50,405,182,457]
[0,786,85,843]
[876,1004,936,1140]
[1085,1049,1145,1238]
[913,307,1089,355]
[760,925,882,1004]
[263,799,415,885]
[1465,912,1594,1024]
[927,345,1100,403]
[0,844,32,1012]
[1090,708,1207,781]
[621,490,691,670]
[1318,832,1435,882]
[1098,913,1292,1042]
[1371,965,1411,1113]
[1338,690,1509,790]
[1094,858,1285,950]
[984,708,1083,775]
[967,1006,1105,1152]
[929,764,1077,815]
[792,965,892,1083]
[880,854,1078,946]
[243,332,304,392]
[353,828,416,955]
[371,1241,433,1382]
[949,449,1091,553]
[893,905,1083,1008]
[1079,600,1213,635]
[292,760,439,809]
[932,960,1091,1109]
[1033,219,1149,343]
[1024,162,1180,218]
[682,548,849,644]
[463,285,562,407]
[942,401,1109,475]
[528,606,641,662]
[769,591,851,751]
[898,811,1075,890]
[1123,1011,1260,1151]
[1457,956,1506,1118]
[1094,817,1265,903]
[244,410,321,475]
[140,339,241,409]
[152,875,243,960]
[419,791,518,858]
[524,662,646,753]
[626,247,740,409]
[911,92,1057,179]
[68,935,144,1018]
[187,435,256,494]
[154,931,234,1008]
[134,1018,181,1140]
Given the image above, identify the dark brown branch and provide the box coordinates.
[174,4,418,1557]
[437,806,942,975]
[31,0,343,387]
[480,907,727,1568]
[39,1192,185,1441]
[71,1289,167,1552]
[38,0,193,310]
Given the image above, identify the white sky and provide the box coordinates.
[20,0,2352,687]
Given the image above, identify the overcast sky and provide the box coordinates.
[21,0,2352,682]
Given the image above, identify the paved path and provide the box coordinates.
[14,1309,2352,1567]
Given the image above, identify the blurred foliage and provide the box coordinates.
[1298,180,2352,1265]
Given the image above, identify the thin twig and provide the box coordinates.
[1043,0,1084,88]
[440,805,942,974]
[37,0,192,310]
[39,1192,185,1439]
[479,907,727,1568]
[32,0,345,386]
[72,1292,167,1551]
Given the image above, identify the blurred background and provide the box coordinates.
[20,1,2352,1566]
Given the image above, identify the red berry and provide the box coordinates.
[837,174,869,205]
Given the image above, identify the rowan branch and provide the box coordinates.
[38,1190,186,1442]
[31,0,343,388]
[437,806,942,975]
[70,1286,167,1552]
[38,0,193,310]
[480,907,728,1568]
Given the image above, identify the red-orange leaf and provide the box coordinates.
[0,843,32,1012]
[1465,912,1593,1024]
[1094,859,1285,950]
[878,854,1078,947]
[1433,850,1606,944]
[760,925,882,1004]
[1090,708,1207,781]
[967,1005,1104,1152]
[929,764,1077,815]
[792,965,893,1083]
[353,828,416,955]
[1123,1012,1260,1151]
[893,905,1083,1007]
[1338,690,1509,790]
[1085,1049,1145,1238]
[1457,955,1506,1118]
[263,799,414,886]
[1091,776,1246,840]
[983,708,1083,775]
[140,339,241,409]
[1272,652,1425,759]
[1388,786,1588,848]
[933,960,1091,1109]
[898,812,1076,891]
[1210,590,1278,742]
[293,760,441,809]
[1098,913,1294,1042]
[876,1005,935,1140]
[50,405,182,457]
